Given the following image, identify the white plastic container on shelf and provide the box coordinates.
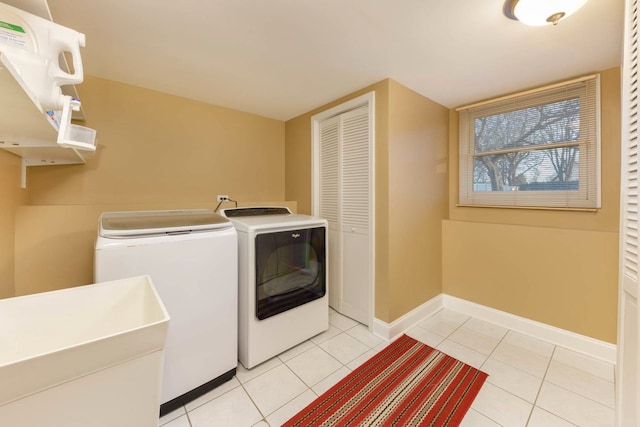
[56,93,97,150]
[0,276,170,427]
[0,1,85,111]
[0,1,97,186]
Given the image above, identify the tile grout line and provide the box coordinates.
[271,320,383,423]
[536,346,616,420]
[423,318,609,426]
[185,407,193,427]
[543,372,618,410]
[238,377,269,425]
[524,344,557,426]
[450,324,572,426]
[434,315,533,425]
[472,322,513,427]
[239,320,371,426]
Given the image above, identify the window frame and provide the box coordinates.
[458,74,601,210]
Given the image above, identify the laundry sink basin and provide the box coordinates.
[0,275,170,426]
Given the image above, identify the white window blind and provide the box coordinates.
[458,75,601,209]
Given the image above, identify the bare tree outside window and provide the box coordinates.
[472,98,580,192]
[458,75,600,209]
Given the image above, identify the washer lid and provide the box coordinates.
[99,209,231,238]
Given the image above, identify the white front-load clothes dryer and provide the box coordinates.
[219,207,328,369]
[94,209,237,417]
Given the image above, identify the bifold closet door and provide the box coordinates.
[617,0,640,424]
[319,106,370,325]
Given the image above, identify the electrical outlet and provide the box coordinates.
[217,194,229,202]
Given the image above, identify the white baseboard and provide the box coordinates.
[372,294,444,341]
[372,293,616,364]
[442,295,616,364]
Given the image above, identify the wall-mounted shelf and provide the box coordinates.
[0,53,95,187]
[0,1,96,188]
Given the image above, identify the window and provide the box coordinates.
[458,75,601,209]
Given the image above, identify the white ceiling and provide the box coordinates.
[20,0,627,120]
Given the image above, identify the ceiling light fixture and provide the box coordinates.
[503,0,589,26]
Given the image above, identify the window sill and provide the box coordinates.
[455,204,598,212]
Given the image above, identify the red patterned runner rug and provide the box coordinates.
[283,334,487,427]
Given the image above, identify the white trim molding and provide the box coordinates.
[443,295,616,364]
[372,295,444,341]
[372,293,616,364]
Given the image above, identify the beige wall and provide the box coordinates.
[443,67,621,343]
[442,220,618,342]
[5,76,286,296]
[27,76,285,206]
[0,151,27,298]
[285,79,449,323]
[386,80,449,321]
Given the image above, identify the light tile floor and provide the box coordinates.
[158,308,615,427]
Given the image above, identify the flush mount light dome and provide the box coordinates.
[503,0,589,26]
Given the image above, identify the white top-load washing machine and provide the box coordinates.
[219,207,328,369]
[94,209,237,416]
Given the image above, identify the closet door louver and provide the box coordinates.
[320,116,340,228]
[618,0,640,424]
[624,53,639,284]
[341,106,370,232]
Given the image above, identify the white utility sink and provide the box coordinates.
[0,275,170,427]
